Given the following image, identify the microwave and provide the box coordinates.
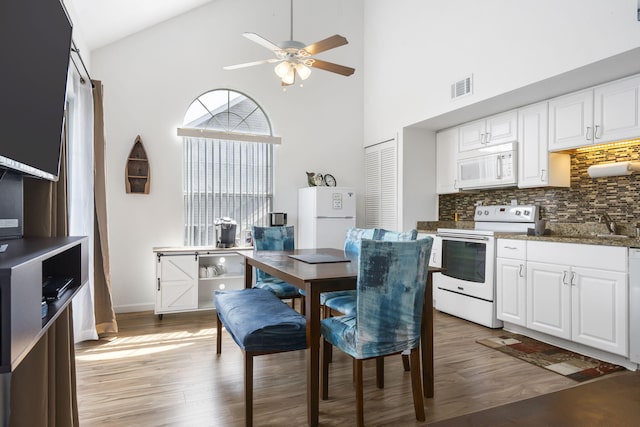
[457,143,517,190]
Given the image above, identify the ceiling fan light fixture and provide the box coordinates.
[281,65,296,85]
[274,61,293,79]
[296,63,312,80]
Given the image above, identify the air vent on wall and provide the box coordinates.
[451,75,473,100]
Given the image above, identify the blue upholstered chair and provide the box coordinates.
[251,225,304,313]
[320,238,433,426]
[215,288,307,427]
[322,228,419,317]
[319,227,377,317]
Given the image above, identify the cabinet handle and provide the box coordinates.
[504,246,517,250]
[480,133,486,144]
[485,132,491,143]
[586,126,593,140]
[519,264,524,278]
[571,271,577,286]
[540,169,546,181]
[453,179,457,189]
[594,125,601,139]
[157,277,161,291]
[562,271,568,285]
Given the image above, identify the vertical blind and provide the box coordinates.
[183,136,273,246]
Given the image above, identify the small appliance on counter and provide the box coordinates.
[215,217,237,248]
[269,212,287,226]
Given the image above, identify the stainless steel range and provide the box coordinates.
[435,205,541,328]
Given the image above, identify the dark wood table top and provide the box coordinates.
[237,248,359,289]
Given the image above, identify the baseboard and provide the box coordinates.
[114,303,155,314]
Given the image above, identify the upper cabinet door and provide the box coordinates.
[518,102,549,187]
[485,111,518,146]
[459,111,518,151]
[594,74,640,144]
[436,127,459,194]
[458,119,485,151]
[548,89,594,151]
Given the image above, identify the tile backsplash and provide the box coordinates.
[439,143,640,225]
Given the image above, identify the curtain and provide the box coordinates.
[11,119,78,426]
[92,80,118,334]
[68,70,98,342]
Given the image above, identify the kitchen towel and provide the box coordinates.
[587,161,640,178]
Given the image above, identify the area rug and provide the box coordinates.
[477,333,625,382]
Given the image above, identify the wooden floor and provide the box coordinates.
[75,310,635,426]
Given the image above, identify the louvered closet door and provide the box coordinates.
[365,139,397,230]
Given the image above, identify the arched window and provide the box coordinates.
[179,89,278,246]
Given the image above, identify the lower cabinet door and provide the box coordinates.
[156,255,198,313]
[526,261,571,340]
[496,258,526,326]
[571,266,627,356]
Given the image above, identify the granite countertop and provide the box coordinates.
[416,221,640,248]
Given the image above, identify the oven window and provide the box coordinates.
[442,240,486,283]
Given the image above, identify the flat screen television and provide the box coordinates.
[0,0,72,241]
[0,0,73,181]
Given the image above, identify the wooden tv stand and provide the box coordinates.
[0,236,88,426]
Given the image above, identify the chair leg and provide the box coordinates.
[409,348,425,422]
[216,314,222,354]
[376,357,384,389]
[245,352,254,427]
[402,352,410,371]
[322,338,331,400]
[355,358,364,427]
[323,305,333,363]
[300,295,306,315]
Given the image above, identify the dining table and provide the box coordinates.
[236,247,441,427]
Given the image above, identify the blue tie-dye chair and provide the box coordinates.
[320,238,433,426]
[251,226,304,313]
[322,228,419,317]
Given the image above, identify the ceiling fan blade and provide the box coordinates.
[309,59,355,77]
[303,34,348,55]
[224,58,281,70]
[243,32,282,53]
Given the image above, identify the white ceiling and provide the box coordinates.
[64,0,215,51]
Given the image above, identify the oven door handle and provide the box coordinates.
[437,233,490,242]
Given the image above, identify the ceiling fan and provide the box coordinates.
[223,0,355,87]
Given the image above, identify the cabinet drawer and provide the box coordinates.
[527,241,627,271]
[497,239,526,259]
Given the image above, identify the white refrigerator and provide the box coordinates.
[297,187,356,249]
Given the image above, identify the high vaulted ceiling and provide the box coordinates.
[64,0,215,51]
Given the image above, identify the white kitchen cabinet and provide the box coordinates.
[436,127,459,194]
[496,239,527,326]
[549,74,640,151]
[571,266,627,356]
[517,102,570,188]
[525,241,628,356]
[526,260,571,339]
[154,248,246,317]
[458,110,518,152]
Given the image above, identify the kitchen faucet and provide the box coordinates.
[599,213,617,234]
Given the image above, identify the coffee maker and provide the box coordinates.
[215,217,237,248]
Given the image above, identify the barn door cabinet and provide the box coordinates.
[153,247,246,318]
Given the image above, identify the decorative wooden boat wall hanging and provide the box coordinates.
[126,135,150,194]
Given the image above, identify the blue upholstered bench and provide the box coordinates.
[214,288,307,427]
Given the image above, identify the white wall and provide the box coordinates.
[91,0,364,312]
[364,0,640,143]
